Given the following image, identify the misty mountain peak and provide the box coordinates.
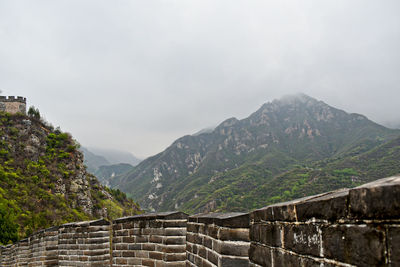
[276,93,320,105]
[219,117,239,128]
[250,93,331,124]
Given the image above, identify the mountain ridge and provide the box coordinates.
[87,147,141,166]
[110,94,400,212]
[80,147,110,173]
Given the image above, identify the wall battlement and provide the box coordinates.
[0,96,26,103]
[0,96,27,114]
[1,175,399,266]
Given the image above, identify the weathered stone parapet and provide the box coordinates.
[58,219,111,266]
[0,219,110,267]
[0,244,17,267]
[187,212,250,267]
[29,226,59,266]
[15,238,29,266]
[0,226,60,267]
[1,176,400,266]
[249,175,400,266]
[112,211,188,267]
[0,96,26,103]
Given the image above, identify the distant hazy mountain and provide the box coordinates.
[110,94,400,213]
[80,147,110,173]
[384,121,400,130]
[87,147,141,166]
[80,147,141,176]
[192,126,215,136]
[94,163,133,187]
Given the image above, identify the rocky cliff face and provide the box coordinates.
[0,112,139,243]
[111,94,400,213]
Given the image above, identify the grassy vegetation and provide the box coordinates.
[162,136,400,214]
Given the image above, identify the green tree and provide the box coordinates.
[28,106,41,119]
[0,203,19,245]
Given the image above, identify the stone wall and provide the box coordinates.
[1,175,400,266]
[0,219,110,267]
[58,219,110,266]
[30,226,59,266]
[112,211,188,267]
[0,96,26,114]
[0,226,59,266]
[186,213,250,267]
[250,176,400,266]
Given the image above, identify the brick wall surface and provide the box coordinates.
[58,219,110,266]
[0,219,110,267]
[249,175,400,267]
[112,211,188,267]
[1,175,399,267]
[186,213,250,267]
[0,243,17,266]
[30,226,59,266]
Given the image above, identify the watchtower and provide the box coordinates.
[0,96,27,114]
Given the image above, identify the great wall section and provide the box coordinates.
[0,96,26,114]
[1,175,399,266]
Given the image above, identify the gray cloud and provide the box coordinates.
[1,0,399,157]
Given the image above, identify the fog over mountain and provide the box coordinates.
[0,0,399,157]
[87,147,141,166]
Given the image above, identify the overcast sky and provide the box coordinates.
[0,0,399,158]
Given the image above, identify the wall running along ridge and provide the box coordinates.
[1,175,399,266]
